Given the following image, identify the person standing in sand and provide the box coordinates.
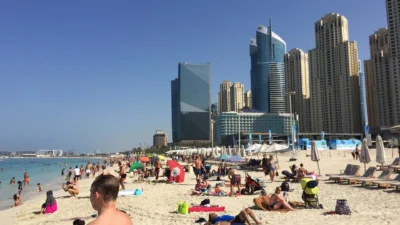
[61,168,65,176]
[100,165,109,176]
[227,169,241,197]
[88,175,132,225]
[68,167,73,181]
[74,166,81,183]
[118,162,127,190]
[92,163,97,177]
[154,158,161,183]
[86,164,91,178]
[193,156,203,180]
[23,172,30,186]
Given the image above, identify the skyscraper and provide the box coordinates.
[284,48,311,132]
[364,28,391,129]
[171,63,211,143]
[244,90,252,109]
[250,19,286,113]
[386,0,400,125]
[217,81,244,113]
[309,13,361,133]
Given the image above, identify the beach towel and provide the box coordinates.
[118,189,143,196]
[189,205,225,212]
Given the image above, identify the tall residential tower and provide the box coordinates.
[250,19,286,113]
[309,14,361,133]
[284,48,311,132]
[217,81,244,113]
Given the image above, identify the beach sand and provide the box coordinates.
[1,149,400,225]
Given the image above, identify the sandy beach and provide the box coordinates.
[1,149,400,225]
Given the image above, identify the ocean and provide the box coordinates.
[0,158,104,210]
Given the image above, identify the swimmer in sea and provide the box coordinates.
[23,172,30,186]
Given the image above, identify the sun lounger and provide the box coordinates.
[389,164,400,172]
[371,173,400,189]
[339,167,376,184]
[326,164,352,178]
[377,158,399,170]
[329,165,360,182]
[354,168,394,186]
[389,182,400,191]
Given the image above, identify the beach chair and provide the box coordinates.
[329,165,360,182]
[326,164,352,178]
[389,182,400,191]
[354,168,394,186]
[377,158,399,170]
[339,167,376,184]
[371,173,400,189]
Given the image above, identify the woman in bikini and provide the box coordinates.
[62,181,80,197]
[269,187,296,211]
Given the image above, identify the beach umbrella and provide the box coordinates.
[167,160,185,183]
[311,141,321,175]
[360,138,372,172]
[140,156,150,163]
[129,161,143,171]
[376,135,386,167]
[226,155,246,163]
[218,154,229,161]
[157,155,166,160]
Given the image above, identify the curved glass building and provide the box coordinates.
[250,21,286,113]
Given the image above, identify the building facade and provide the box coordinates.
[250,20,286,113]
[309,13,361,133]
[215,112,291,145]
[153,130,167,147]
[284,48,311,133]
[364,28,391,129]
[244,90,252,109]
[217,81,244,113]
[386,0,400,125]
[171,62,211,143]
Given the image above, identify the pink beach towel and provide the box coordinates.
[189,205,225,212]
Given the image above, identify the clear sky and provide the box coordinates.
[0,0,387,153]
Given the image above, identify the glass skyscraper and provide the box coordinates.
[171,63,211,143]
[250,20,286,113]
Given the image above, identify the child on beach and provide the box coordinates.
[36,183,42,192]
[17,181,23,195]
[191,179,203,195]
[12,194,22,208]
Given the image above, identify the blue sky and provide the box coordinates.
[0,0,387,152]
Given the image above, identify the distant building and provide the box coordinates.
[309,13,361,133]
[215,111,291,145]
[153,130,167,147]
[386,0,400,125]
[284,48,311,133]
[250,19,286,113]
[358,60,368,130]
[364,28,391,129]
[171,62,211,143]
[244,90,252,109]
[211,103,218,120]
[217,81,244,113]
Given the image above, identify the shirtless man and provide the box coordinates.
[154,158,161,182]
[269,187,295,211]
[101,165,109,176]
[62,181,80,197]
[193,156,203,180]
[118,162,127,190]
[88,175,132,225]
[227,169,241,197]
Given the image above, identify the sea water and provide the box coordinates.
[0,158,104,210]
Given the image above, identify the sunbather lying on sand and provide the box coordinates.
[206,208,263,225]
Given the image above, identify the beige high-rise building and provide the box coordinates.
[364,28,391,129]
[386,0,400,125]
[284,48,311,133]
[217,80,244,113]
[309,13,361,133]
[218,80,232,114]
[244,90,252,109]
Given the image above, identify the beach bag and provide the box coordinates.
[280,181,290,192]
[200,198,210,206]
[335,199,351,215]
